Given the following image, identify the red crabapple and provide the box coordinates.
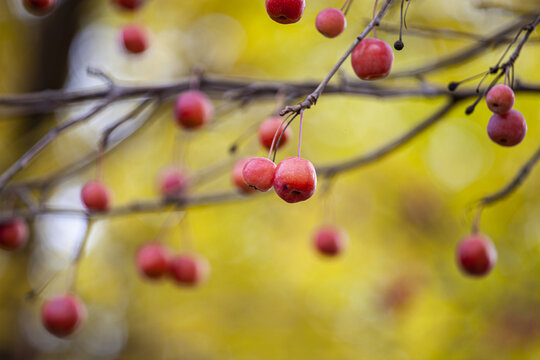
[456,233,497,277]
[232,158,256,194]
[111,0,146,11]
[258,117,292,150]
[0,218,29,251]
[487,109,527,147]
[121,25,149,54]
[81,180,111,212]
[41,294,86,337]
[351,38,394,80]
[135,243,170,280]
[273,157,317,203]
[242,157,276,192]
[265,0,305,24]
[313,226,348,256]
[23,0,55,14]
[158,167,189,198]
[174,91,213,130]
[486,84,515,115]
[169,254,210,286]
[315,8,347,38]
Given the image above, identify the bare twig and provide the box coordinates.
[279,0,395,116]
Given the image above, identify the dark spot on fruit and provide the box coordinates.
[500,138,507,143]
[278,15,287,20]
[282,185,289,191]
[292,190,301,195]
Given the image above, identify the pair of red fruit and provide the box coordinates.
[485,84,526,147]
[136,243,209,285]
[239,156,317,203]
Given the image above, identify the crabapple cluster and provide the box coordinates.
[135,243,210,286]
[485,85,527,147]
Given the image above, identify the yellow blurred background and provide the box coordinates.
[1,0,540,359]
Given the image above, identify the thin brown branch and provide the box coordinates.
[279,0,395,116]
[479,145,540,207]
[391,10,540,78]
[0,99,114,190]
[0,190,247,222]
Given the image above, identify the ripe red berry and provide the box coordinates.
[135,243,170,279]
[81,180,111,212]
[486,84,515,115]
[487,109,527,147]
[169,254,210,286]
[313,226,348,256]
[351,38,394,80]
[232,158,256,194]
[315,8,347,38]
[158,167,189,198]
[0,218,29,251]
[242,157,276,192]
[23,0,55,14]
[174,91,213,130]
[121,25,149,54]
[41,294,86,337]
[265,0,305,24]
[111,0,146,11]
[258,117,292,150]
[456,234,497,277]
[273,157,317,203]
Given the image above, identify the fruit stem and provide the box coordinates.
[272,113,299,162]
[341,0,354,15]
[268,113,293,159]
[298,110,304,158]
[471,206,483,234]
[372,0,379,38]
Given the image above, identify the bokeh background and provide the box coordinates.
[1,0,540,359]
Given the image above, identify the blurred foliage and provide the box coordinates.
[1,0,540,359]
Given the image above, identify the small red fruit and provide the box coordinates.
[135,243,170,279]
[313,226,348,256]
[23,0,55,14]
[242,157,276,192]
[456,233,497,277]
[258,117,292,150]
[121,25,149,54]
[487,109,527,147]
[81,180,111,212]
[174,91,213,130]
[0,218,29,251]
[232,158,256,194]
[486,84,515,115]
[273,157,317,203]
[41,294,86,337]
[265,0,305,24]
[158,167,189,198]
[111,0,146,11]
[315,8,347,38]
[169,254,210,286]
[351,38,394,80]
